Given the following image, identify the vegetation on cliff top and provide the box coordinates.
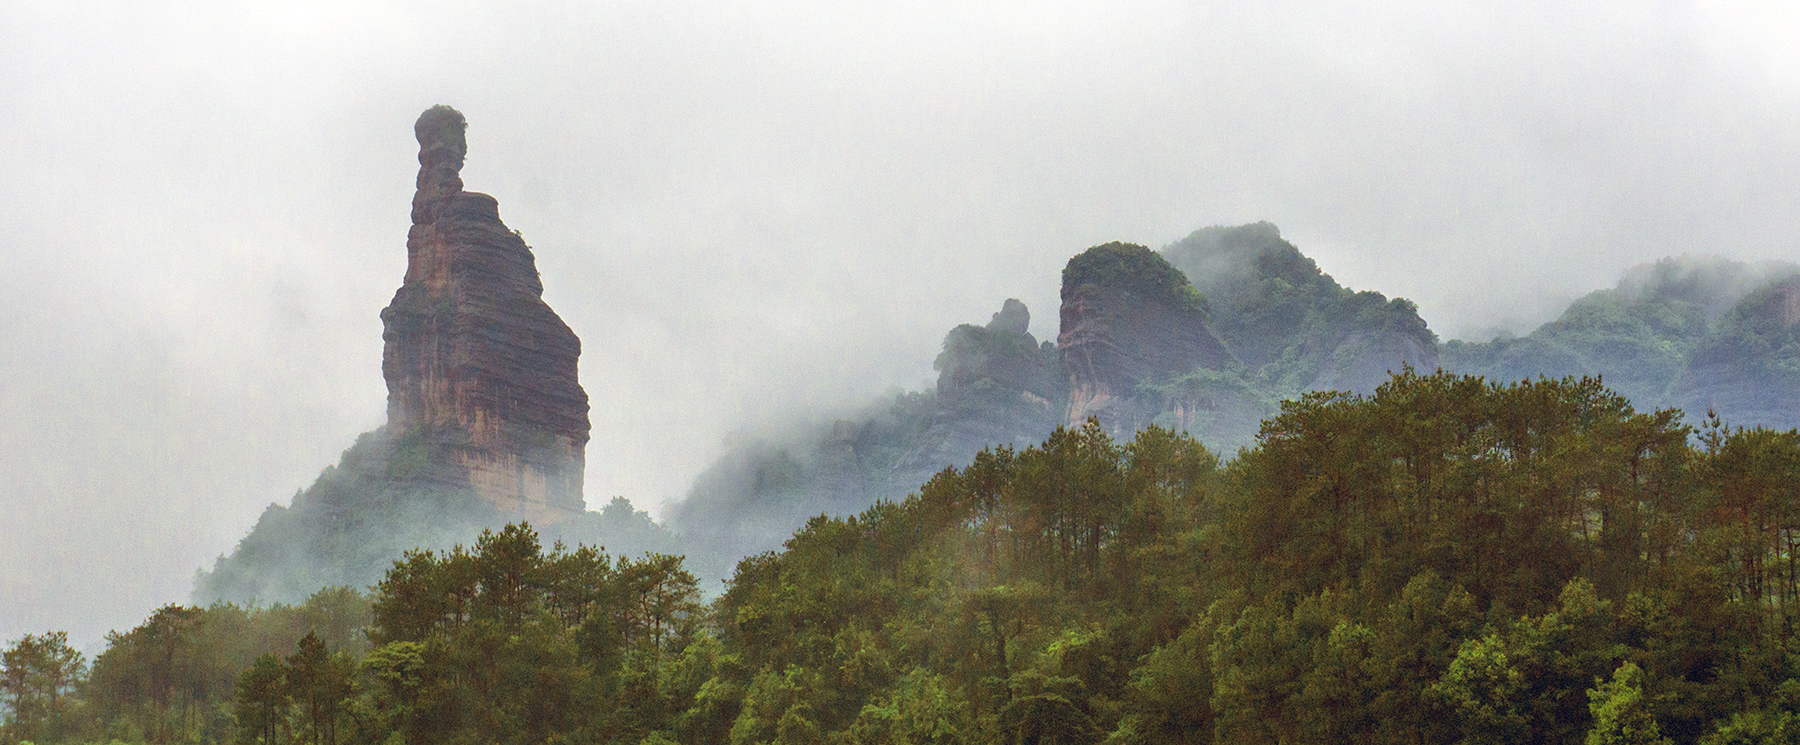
[1162,222,1434,387]
[1063,241,1209,315]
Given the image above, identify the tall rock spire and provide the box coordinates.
[379,105,591,518]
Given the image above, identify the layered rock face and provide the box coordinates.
[1059,243,1234,436]
[380,105,590,520]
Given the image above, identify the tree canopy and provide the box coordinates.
[18,371,1800,745]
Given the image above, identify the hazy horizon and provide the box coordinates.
[4,1,1799,649]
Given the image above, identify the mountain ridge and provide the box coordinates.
[668,227,1800,575]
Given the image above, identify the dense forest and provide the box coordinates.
[10,370,1800,744]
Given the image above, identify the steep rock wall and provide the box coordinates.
[379,105,590,520]
[1058,243,1234,436]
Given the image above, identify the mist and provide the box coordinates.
[4,1,1800,648]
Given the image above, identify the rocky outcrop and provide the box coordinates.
[900,299,1062,473]
[939,300,1060,409]
[987,298,1031,334]
[379,105,590,520]
[1059,243,1234,436]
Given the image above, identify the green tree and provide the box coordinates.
[1585,662,1670,745]
[848,669,970,745]
[357,641,426,745]
[234,653,288,745]
[1,631,86,743]
[1429,579,1619,745]
[285,631,351,745]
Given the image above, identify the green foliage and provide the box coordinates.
[76,587,372,745]
[849,669,970,745]
[357,523,705,745]
[933,322,1063,435]
[1428,580,1620,745]
[1,631,85,744]
[194,428,504,607]
[233,654,287,745]
[1064,242,1208,315]
[1587,662,1672,745]
[934,324,1041,376]
[1700,710,1800,745]
[40,372,1800,745]
[1440,284,1710,407]
[1161,223,1434,395]
[1443,258,1800,432]
[1140,362,1277,455]
[196,427,682,610]
[675,225,1459,590]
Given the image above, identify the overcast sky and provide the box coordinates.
[3,0,1799,649]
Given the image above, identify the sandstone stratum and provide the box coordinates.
[380,105,591,520]
[1058,242,1235,436]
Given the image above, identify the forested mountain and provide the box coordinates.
[1442,255,1800,430]
[16,372,1800,745]
[193,428,680,605]
[669,224,1444,570]
[665,296,1070,580]
[669,229,1800,577]
[1161,222,1437,397]
[19,208,1800,744]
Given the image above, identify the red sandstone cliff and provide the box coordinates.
[379,105,590,520]
[1058,243,1235,437]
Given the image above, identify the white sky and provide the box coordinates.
[2,0,1798,649]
